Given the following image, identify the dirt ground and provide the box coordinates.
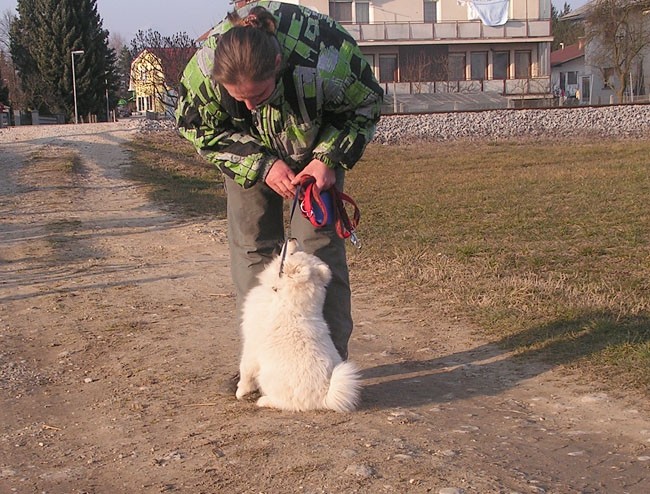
[1,120,649,494]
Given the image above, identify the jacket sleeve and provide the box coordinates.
[312,38,384,170]
[175,43,277,188]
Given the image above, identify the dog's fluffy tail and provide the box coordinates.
[325,361,361,412]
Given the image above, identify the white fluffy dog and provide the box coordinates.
[236,239,360,412]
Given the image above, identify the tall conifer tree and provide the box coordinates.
[10,0,117,121]
[0,64,9,105]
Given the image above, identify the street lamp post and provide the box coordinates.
[71,50,84,124]
[105,77,110,122]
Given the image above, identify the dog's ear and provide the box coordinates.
[315,262,332,286]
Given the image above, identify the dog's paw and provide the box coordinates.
[235,384,248,400]
[235,380,258,400]
[256,395,273,408]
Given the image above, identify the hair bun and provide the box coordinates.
[225,6,277,34]
[242,14,261,28]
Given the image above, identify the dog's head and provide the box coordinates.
[260,240,332,296]
[279,250,332,287]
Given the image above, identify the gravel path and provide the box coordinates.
[1,117,649,493]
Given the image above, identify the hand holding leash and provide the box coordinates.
[293,159,336,192]
[297,175,361,248]
[279,174,361,276]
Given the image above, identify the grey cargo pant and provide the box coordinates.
[224,171,353,360]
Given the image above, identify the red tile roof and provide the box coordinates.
[550,41,585,66]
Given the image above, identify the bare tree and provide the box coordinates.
[0,9,14,53]
[0,10,28,112]
[1,51,28,109]
[108,32,126,52]
[585,0,650,103]
[401,47,451,95]
[402,51,433,94]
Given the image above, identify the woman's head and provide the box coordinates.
[213,7,281,87]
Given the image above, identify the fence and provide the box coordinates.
[345,19,550,43]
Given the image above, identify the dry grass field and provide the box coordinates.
[128,134,650,395]
[350,139,650,392]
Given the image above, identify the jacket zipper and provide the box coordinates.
[253,107,288,162]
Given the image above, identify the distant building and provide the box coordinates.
[560,0,650,104]
[129,47,196,117]
[550,39,586,102]
[222,0,554,109]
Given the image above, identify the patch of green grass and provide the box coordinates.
[349,139,650,393]
[124,131,227,218]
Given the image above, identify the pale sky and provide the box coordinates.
[0,0,589,43]
[0,0,232,41]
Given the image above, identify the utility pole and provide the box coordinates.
[71,50,84,124]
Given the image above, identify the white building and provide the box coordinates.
[550,39,586,102]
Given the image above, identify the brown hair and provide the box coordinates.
[213,7,281,85]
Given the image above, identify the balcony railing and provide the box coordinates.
[343,19,551,43]
[384,77,551,96]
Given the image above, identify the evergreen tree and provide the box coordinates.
[10,0,118,121]
[551,2,585,51]
[9,0,40,110]
[116,44,133,100]
[0,63,9,105]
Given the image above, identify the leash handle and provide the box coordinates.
[300,176,330,228]
[297,174,361,247]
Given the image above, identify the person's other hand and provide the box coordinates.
[265,159,296,199]
[293,159,336,192]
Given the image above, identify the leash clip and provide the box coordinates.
[299,200,314,219]
[349,231,361,249]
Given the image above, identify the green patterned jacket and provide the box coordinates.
[175,1,384,188]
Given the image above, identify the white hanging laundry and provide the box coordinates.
[457,0,510,27]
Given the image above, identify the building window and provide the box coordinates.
[514,51,531,79]
[356,1,370,23]
[329,0,352,22]
[364,53,377,78]
[567,71,578,85]
[493,51,509,80]
[379,55,398,83]
[470,52,488,81]
[581,76,591,101]
[137,95,154,112]
[603,67,614,88]
[424,0,437,23]
[448,53,466,81]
